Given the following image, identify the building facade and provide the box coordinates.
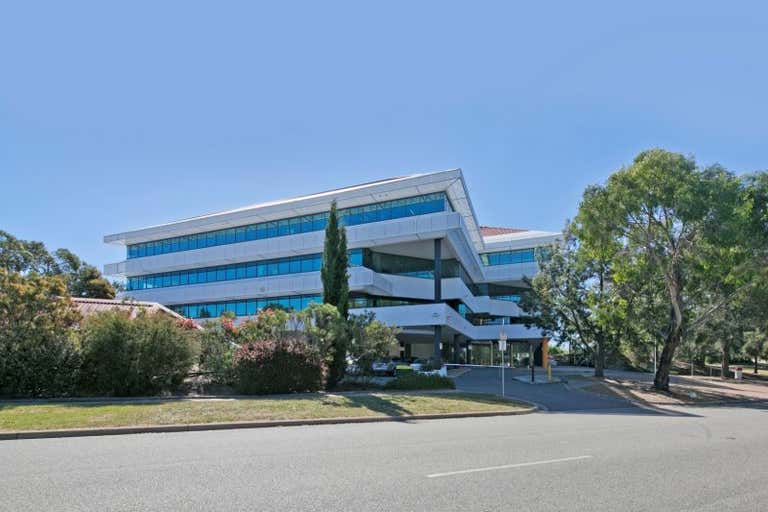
[104,169,558,366]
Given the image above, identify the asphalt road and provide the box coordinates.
[454,367,644,412]
[3,403,768,511]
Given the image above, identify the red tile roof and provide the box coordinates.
[479,226,527,237]
[70,297,200,328]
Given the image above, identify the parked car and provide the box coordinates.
[372,360,396,376]
[346,360,362,375]
[409,359,424,371]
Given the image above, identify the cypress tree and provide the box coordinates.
[321,200,349,317]
[335,227,349,318]
[321,200,350,388]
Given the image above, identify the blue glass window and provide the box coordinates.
[127,193,449,259]
[126,249,363,291]
[480,248,536,266]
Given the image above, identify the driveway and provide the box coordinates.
[454,367,652,413]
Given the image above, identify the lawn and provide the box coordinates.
[0,393,529,432]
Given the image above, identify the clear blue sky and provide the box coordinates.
[2,1,767,271]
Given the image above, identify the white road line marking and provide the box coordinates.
[426,455,593,478]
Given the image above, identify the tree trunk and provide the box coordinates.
[594,341,605,378]
[653,329,680,391]
[721,336,731,380]
[755,355,759,374]
[654,281,685,392]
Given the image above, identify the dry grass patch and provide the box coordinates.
[0,393,530,432]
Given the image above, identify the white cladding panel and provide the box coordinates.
[105,169,555,344]
[352,303,542,340]
[108,211,462,277]
[122,267,384,305]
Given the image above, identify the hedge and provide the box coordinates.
[234,338,326,394]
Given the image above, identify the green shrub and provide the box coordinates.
[234,338,325,394]
[79,310,200,396]
[383,373,455,390]
[395,365,414,376]
[346,312,399,378]
[0,271,82,397]
[197,318,238,384]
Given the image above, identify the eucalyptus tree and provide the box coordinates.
[0,231,115,298]
[743,329,768,375]
[0,230,58,275]
[578,150,746,391]
[519,224,626,378]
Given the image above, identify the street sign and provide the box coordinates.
[498,332,508,396]
[498,332,507,352]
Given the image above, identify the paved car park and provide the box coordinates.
[453,366,655,413]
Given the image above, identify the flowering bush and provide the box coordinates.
[237,308,292,341]
[176,318,199,331]
[233,338,325,394]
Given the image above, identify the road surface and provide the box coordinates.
[454,366,645,411]
[3,401,767,511]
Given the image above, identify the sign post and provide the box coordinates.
[529,342,535,383]
[499,332,507,397]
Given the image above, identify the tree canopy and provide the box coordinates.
[0,230,115,299]
[522,149,768,391]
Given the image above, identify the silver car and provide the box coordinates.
[371,360,396,376]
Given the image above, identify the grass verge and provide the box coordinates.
[0,393,528,432]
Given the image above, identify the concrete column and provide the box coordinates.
[466,341,472,364]
[433,325,442,362]
[452,334,461,364]
[433,238,442,303]
[433,238,442,362]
